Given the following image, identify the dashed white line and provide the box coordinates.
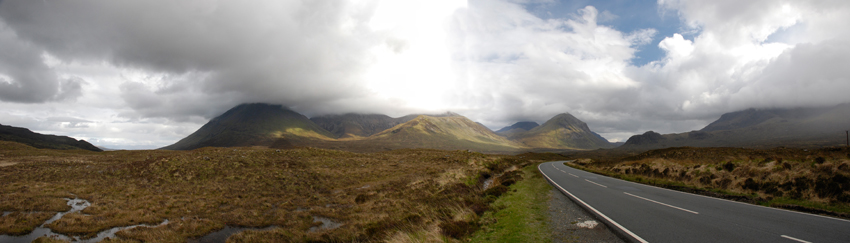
[568,173,579,178]
[625,192,699,214]
[781,235,812,243]
[585,179,607,188]
[558,161,850,223]
[539,164,649,243]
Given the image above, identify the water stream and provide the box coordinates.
[2,198,345,242]
[308,216,343,232]
[0,198,167,243]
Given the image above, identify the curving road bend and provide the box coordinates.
[539,161,850,243]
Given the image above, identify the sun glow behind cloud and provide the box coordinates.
[363,0,467,112]
[2,0,850,149]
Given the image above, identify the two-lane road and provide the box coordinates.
[539,161,850,243]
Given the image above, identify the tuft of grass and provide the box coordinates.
[567,146,850,217]
[0,212,55,235]
[469,164,551,243]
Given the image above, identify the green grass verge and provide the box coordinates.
[469,164,552,243]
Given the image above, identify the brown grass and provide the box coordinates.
[573,146,850,216]
[0,141,545,242]
[0,212,54,235]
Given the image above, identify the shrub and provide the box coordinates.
[743,178,760,191]
[723,162,736,171]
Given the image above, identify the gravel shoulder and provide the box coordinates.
[548,187,623,243]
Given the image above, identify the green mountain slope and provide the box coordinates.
[364,115,524,152]
[310,113,417,138]
[161,103,334,150]
[287,114,524,153]
[0,124,101,151]
[509,113,613,150]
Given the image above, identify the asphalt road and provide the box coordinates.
[539,161,850,243]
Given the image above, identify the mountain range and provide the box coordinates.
[0,123,101,151]
[161,103,613,152]
[621,103,850,150]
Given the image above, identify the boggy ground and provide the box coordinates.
[569,146,850,217]
[0,141,551,242]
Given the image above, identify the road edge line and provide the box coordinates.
[561,161,850,223]
[539,162,649,243]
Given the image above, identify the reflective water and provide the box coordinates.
[0,198,167,243]
[308,216,343,232]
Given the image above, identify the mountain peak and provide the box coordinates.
[509,113,612,150]
[161,103,334,150]
[622,131,665,146]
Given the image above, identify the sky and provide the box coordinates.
[1,0,850,149]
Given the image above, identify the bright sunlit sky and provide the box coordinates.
[2,0,850,149]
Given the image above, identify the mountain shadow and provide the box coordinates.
[310,113,417,138]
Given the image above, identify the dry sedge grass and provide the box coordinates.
[0,141,553,242]
[575,146,850,215]
[0,212,55,235]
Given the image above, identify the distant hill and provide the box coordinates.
[164,103,614,153]
[310,113,417,138]
[287,114,523,153]
[621,104,850,150]
[161,103,334,150]
[366,115,522,152]
[0,124,101,151]
[507,113,614,150]
[496,121,539,137]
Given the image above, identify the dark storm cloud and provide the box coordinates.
[0,20,84,103]
[0,0,383,120]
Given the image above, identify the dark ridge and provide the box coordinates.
[0,123,101,151]
[496,121,539,133]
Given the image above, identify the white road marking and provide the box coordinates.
[585,179,607,188]
[568,173,579,178]
[624,192,699,214]
[556,160,850,223]
[539,164,649,243]
[781,235,812,243]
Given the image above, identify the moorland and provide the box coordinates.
[0,141,566,242]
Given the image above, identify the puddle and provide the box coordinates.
[1,211,10,217]
[0,198,167,243]
[189,226,275,243]
[308,216,343,232]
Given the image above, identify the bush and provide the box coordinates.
[723,162,736,172]
[743,178,760,191]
